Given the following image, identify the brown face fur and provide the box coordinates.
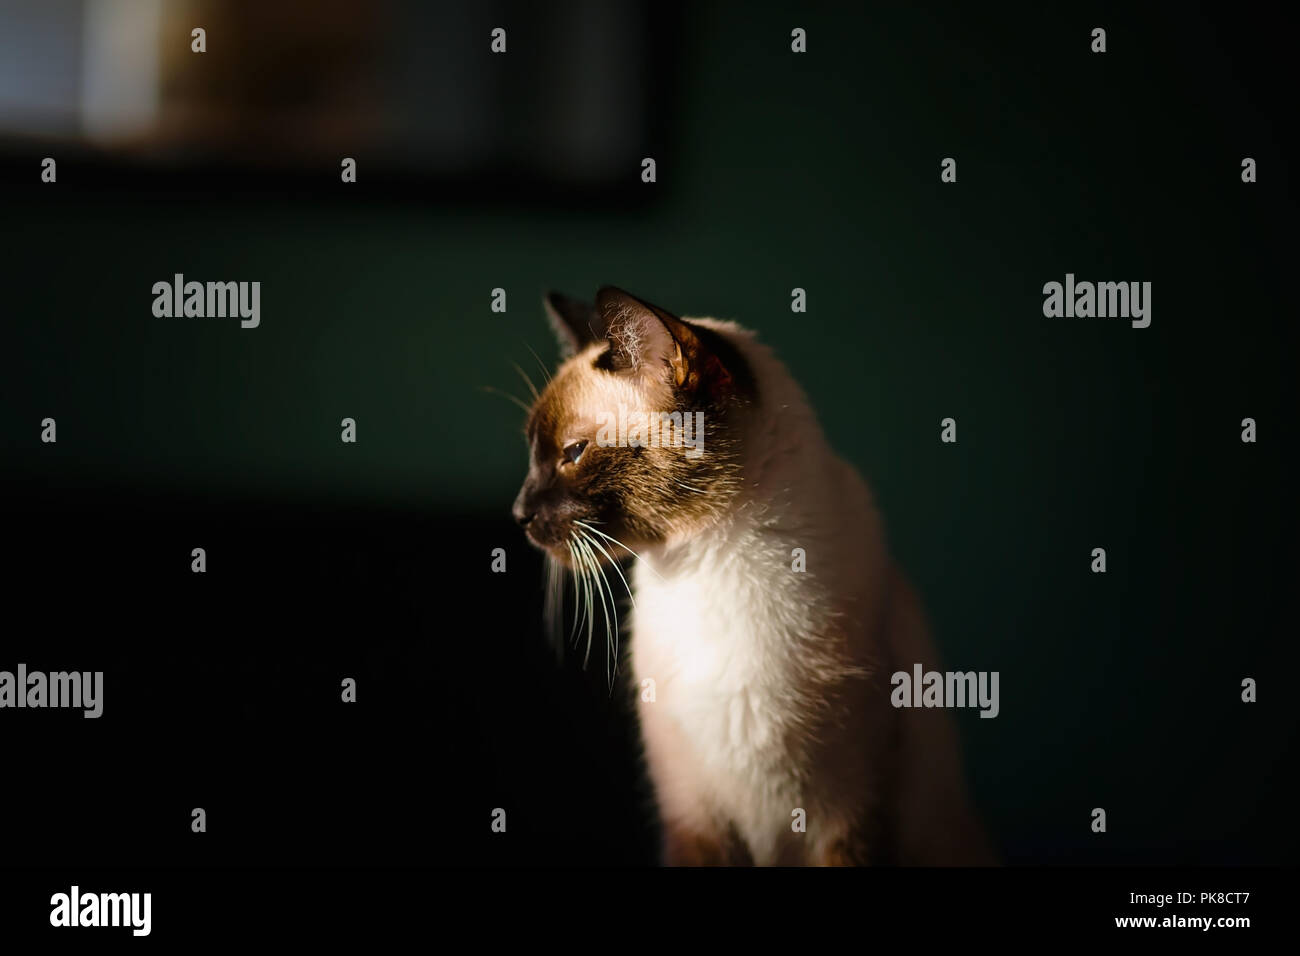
[512,288,755,566]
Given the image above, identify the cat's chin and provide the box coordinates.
[522,531,584,567]
[538,533,633,570]
[525,515,652,567]
[544,544,610,569]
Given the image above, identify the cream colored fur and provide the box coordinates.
[629,318,994,865]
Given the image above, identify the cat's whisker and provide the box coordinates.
[577,528,636,611]
[577,539,596,668]
[566,539,586,648]
[509,361,540,402]
[576,532,618,664]
[575,533,619,690]
[594,561,625,691]
[525,344,553,385]
[480,385,532,414]
[573,520,666,583]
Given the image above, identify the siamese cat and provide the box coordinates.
[513,287,994,866]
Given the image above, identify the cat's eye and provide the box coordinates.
[562,440,588,465]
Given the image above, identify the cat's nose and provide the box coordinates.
[512,493,536,527]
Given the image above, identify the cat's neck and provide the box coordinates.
[643,324,847,576]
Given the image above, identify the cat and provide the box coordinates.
[513,286,995,866]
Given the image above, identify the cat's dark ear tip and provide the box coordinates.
[543,290,577,320]
[546,289,599,316]
[543,290,601,357]
[595,285,641,316]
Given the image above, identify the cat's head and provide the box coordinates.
[513,287,755,566]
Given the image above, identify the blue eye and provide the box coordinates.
[563,440,588,464]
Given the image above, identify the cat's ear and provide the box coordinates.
[543,291,604,358]
[595,286,735,393]
[595,286,687,384]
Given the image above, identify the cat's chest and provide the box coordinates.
[629,556,818,760]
